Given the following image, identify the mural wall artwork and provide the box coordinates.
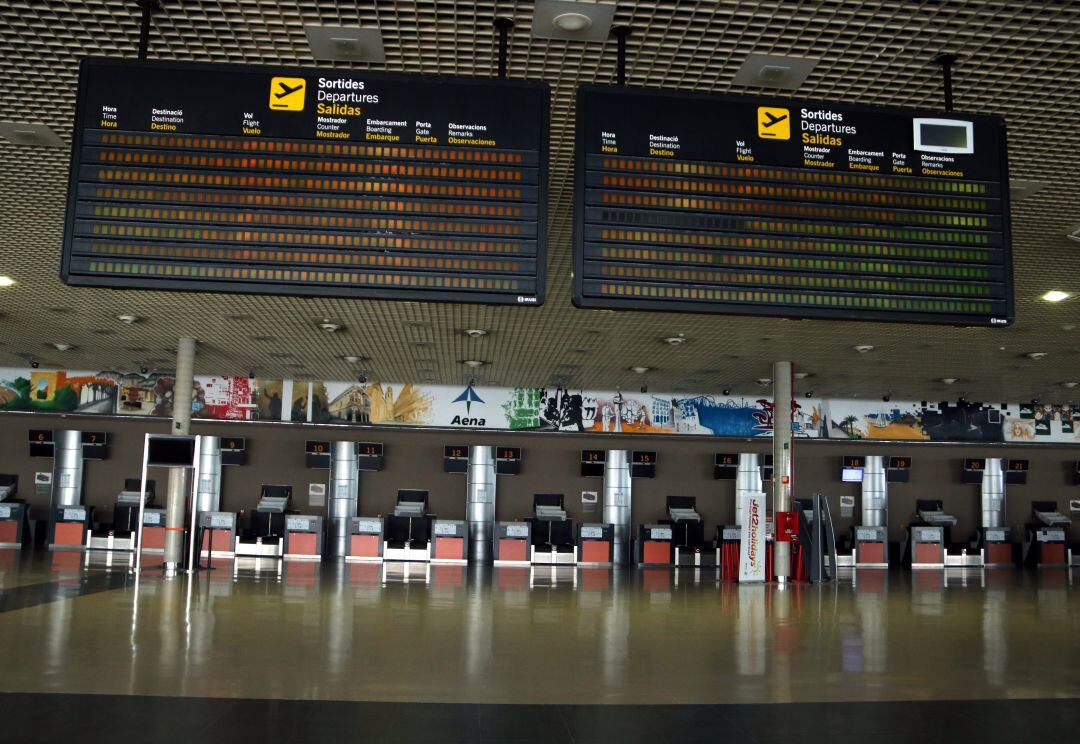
[1,366,1078,445]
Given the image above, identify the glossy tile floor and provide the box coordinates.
[1,550,1078,742]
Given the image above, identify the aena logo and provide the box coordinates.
[451,384,486,426]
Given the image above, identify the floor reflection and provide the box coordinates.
[0,551,1078,705]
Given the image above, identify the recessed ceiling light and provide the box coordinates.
[304,25,386,62]
[531,0,615,41]
[318,321,342,333]
[465,329,488,338]
[794,371,812,379]
[732,53,819,90]
[116,313,140,324]
[0,121,64,147]
[52,343,74,352]
[756,378,773,386]
[853,345,875,353]
[552,12,592,32]
[1062,324,1076,331]
[1026,352,1048,360]
[1041,290,1070,302]
[630,366,650,374]
[662,336,686,346]
[343,355,366,364]
[0,276,15,287]
[463,360,486,368]
[1062,382,1079,389]
[940,377,959,385]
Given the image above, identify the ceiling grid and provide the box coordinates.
[0,1,1076,400]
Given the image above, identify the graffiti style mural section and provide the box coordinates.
[2,366,1079,444]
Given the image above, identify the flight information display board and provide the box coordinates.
[62,58,549,305]
[574,84,1011,325]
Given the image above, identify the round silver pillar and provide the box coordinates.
[603,450,632,565]
[861,455,887,527]
[196,435,222,513]
[981,457,1005,528]
[328,441,358,559]
[52,430,84,507]
[467,446,496,563]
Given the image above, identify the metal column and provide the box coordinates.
[467,445,496,563]
[603,450,632,565]
[52,430,84,508]
[981,457,1005,528]
[735,453,762,527]
[861,456,887,527]
[328,440,359,559]
[164,336,196,573]
[195,435,222,513]
[772,361,794,582]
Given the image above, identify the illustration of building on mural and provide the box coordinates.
[329,385,372,423]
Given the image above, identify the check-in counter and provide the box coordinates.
[345,517,384,562]
[0,502,30,549]
[140,508,167,553]
[493,521,531,565]
[283,514,324,560]
[199,511,237,558]
[577,523,614,566]
[637,524,673,566]
[50,505,93,550]
[431,519,467,563]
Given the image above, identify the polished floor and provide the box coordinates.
[1,550,1078,742]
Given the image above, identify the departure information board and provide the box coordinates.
[574,84,1012,325]
[62,58,549,305]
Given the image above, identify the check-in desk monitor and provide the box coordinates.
[112,478,156,534]
[85,478,157,552]
[909,499,960,568]
[234,485,292,559]
[1023,500,1072,567]
[384,489,433,561]
[666,496,712,567]
[528,493,576,564]
[251,485,291,538]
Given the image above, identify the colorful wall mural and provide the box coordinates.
[1,366,1078,444]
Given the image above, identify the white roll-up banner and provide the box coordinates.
[738,490,767,583]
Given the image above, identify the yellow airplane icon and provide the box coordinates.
[757,106,790,139]
[269,77,306,111]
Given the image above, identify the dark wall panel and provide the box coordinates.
[0,412,1074,541]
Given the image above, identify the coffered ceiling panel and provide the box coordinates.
[0,1,1077,402]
